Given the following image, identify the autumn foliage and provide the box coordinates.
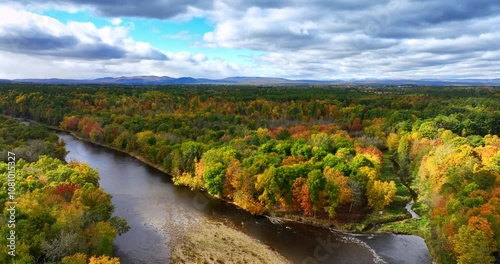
[2,84,500,263]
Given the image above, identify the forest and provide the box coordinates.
[0,84,499,264]
[0,116,129,263]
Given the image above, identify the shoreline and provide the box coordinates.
[8,115,418,236]
[7,116,426,236]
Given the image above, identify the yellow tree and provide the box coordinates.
[323,166,352,205]
[453,224,496,264]
[89,255,121,264]
[223,159,243,199]
[62,253,88,264]
[366,180,396,211]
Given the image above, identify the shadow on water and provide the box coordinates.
[59,133,432,264]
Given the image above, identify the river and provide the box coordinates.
[59,133,432,264]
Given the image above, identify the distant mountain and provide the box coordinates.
[222,77,297,84]
[7,76,500,86]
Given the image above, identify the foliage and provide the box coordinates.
[366,180,397,210]
[0,157,126,263]
[2,84,500,263]
[0,115,126,264]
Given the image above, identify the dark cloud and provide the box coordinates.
[0,31,78,51]
[0,25,168,60]
[216,0,289,10]
[300,0,389,10]
[90,0,211,19]
[14,0,211,19]
[60,43,126,59]
[369,0,500,39]
[407,0,500,24]
[0,27,125,59]
[223,0,389,11]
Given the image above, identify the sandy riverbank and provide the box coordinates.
[170,219,291,264]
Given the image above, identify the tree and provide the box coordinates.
[203,163,226,196]
[323,166,352,205]
[42,230,83,262]
[62,253,88,264]
[489,151,500,173]
[324,180,340,218]
[418,121,437,139]
[322,153,342,168]
[0,156,127,262]
[472,166,496,191]
[351,154,376,171]
[89,255,121,264]
[351,166,378,188]
[291,140,313,159]
[397,135,411,179]
[292,177,313,216]
[256,166,277,207]
[171,141,206,175]
[366,180,396,211]
[453,225,496,264]
[223,160,243,199]
[85,222,118,256]
[307,170,326,215]
[14,139,49,162]
[310,132,333,151]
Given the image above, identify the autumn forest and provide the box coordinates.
[1,84,500,264]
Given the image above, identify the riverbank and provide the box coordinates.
[58,130,433,264]
[6,116,431,255]
[8,117,422,231]
[9,116,178,177]
[170,219,290,264]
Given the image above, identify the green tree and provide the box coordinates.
[307,169,326,215]
[203,163,226,196]
[324,180,340,218]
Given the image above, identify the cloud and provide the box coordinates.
[0,5,240,79]
[391,0,500,25]
[0,6,166,60]
[110,18,122,25]
[0,50,240,79]
[1,1,499,79]
[199,0,500,79]
[8,0,211,19]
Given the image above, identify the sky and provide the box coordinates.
[0,0,499,80]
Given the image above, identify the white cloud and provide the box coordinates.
[110,18,122,26]
[198,0,500,79]
[0,5,238,79]
[1,1,500,79]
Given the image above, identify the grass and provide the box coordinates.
[411,201,431,216]
[378,215,430,238]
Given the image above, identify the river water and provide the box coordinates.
[59,133,432,264]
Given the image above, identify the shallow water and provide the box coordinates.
[60,133,432,264]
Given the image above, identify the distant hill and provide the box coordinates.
[7,76,500,86]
